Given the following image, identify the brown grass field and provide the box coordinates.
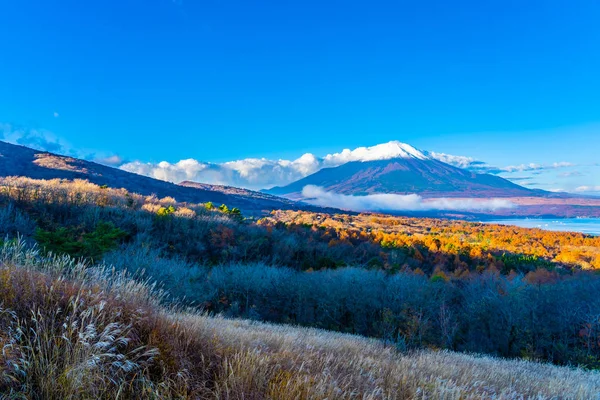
[0,240,598,399]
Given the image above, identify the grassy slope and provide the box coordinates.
[0,141,301,216]
[0,241,598,399]
[2,178,600,368]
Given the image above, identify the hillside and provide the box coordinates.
[269,156,541,198]
[0,241,598,399]
[2,177,600,370]
[0,140,300,215]
[265,142,600,217]
[178,179,298,206]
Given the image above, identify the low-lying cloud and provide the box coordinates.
[120,142,582,191]
[2,123,597,195]
[301,185,516,213]
[121,154,323,189]
[120,142,432,189]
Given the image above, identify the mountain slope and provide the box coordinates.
[266,143,600,217]
[3,241,599,398]
[269,144,543,198]
[178,180,293,202]
[268,141,545,198]
[0,140,299,215]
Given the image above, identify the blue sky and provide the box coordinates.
[1,0,599,192]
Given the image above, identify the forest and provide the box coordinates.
[1,177,600,368]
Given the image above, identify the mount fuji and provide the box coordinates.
[268,142,542,199]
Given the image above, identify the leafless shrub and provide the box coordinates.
[0,239,597,399]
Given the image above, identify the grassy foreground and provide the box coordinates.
[0,241,598,399]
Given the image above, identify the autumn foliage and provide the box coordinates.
[1,177,600,368]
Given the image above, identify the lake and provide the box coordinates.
[483,218,600,236]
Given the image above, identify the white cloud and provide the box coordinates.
[426,152,476,169]
[558,171,583,178]
[418,152,574,184]
[575,186,600,193]
[120,141,428,189]
[502,163,543,173]
[323,141,427,165]
[501,162,575,173]
[118,140,590,191]
[120,153,323,189]
[223,153,321,183]
[301,185,515,212]
[0,123,66,153]
[427,153,577,176]
[94,155,124,167]
[1,124,593,194]
[122,159,209,182]
[53,112,60,118]
[552,162,574,168]
[0,123,126,168]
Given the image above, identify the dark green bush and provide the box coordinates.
[34,221,127,260]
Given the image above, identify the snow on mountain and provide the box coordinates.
[121,141,433,189]
[267,155,541,199]
[323,141,428,164]
[121,140,574,193]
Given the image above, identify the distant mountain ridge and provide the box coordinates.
[265,142,600,218]
[0,141,305,215]
[268,154,544,199]
[2,139,598,218]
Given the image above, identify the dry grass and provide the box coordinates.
[0,240,598,399]
[171,314,600,399]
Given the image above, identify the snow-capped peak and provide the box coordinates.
[121,140,432,190]
[323,141,428,165]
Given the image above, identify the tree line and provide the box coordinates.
[1,177,599,367]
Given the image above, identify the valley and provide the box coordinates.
[4,1,600,397]
[0,141,598,398]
